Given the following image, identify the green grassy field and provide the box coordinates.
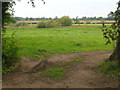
[6,25,113,57]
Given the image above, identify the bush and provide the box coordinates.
[37,20,58,28]
[45,20,58,28]
[2,32,20,68]
[37,20,46,28]
[15,22,27,27]
[58,16,73,26]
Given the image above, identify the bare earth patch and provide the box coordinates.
[2,51,118,88]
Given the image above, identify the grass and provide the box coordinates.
[99,60,120,78]
[71,57,84,62]
[41,68,65,80]
[6,24,113,57]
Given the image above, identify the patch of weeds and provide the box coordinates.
[99,60,120,78]
[84,31,87,33]
[33,55,45,59]
[41,68,65,80]
[75,43,82,47]
[71,57,84,62]
[3,66,16,75]
[38,49,47,52]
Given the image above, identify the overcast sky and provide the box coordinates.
[13,0,119,18]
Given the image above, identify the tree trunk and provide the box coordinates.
[109,34,120,63]
[0,2,2,61]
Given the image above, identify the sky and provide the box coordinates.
[13,0,119,18]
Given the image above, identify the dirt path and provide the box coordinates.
[2,51,118,88]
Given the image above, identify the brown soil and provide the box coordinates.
[2,51,118,88]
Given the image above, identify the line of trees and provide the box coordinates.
[14,16,114,21]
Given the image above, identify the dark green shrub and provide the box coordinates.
[2,32,20,68]
[58,16,73,26]
[15,22,27,27]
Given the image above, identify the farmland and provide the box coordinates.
[6,24,113,57]
[17,20,115,24]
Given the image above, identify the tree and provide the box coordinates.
[58,16,73,26]
[109,1,120,62]
[103,1,120,63]
[1,0,45,70]
[2,1,15,31]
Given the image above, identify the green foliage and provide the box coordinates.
[37,20,58,28]
[2,2,20,74]
[58,16,73,26]
[71,58,84,62]
[45,20,58,28]
[37,20,46,28]
[102,1,120,45]
[41,68,65,80]
[102,25,118,45]
[15,22,27,27]
[5,16,17,26]
[99,60,120,77]
[3,66,16,75]
[2,2,15,31]
[2,32,20,68]
[9,17,17,24]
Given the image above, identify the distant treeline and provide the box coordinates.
[14,16,114,21]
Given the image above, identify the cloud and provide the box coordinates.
[13,0,118,18]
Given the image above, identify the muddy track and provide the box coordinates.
[2,51,118,88]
